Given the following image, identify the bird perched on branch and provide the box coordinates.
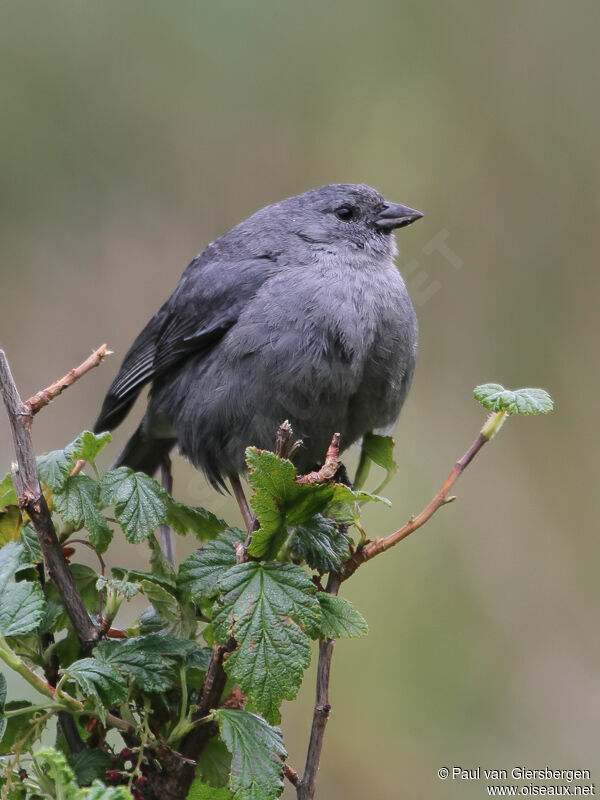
[94,184,422,499]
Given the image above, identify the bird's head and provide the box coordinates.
[262,183,422,256]
[219,183,423,264]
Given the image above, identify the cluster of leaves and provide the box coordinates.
[0,430,388,800]
[0,384,553,800]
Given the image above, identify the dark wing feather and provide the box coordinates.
[94,254,277,433]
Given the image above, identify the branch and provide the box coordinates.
[295,433,340,485]
[340,429,489,581]
[180,638,236,761]
[159,455,175,566]
[0,349,99,653]
[297,571,340,800]
[25,344,110,415]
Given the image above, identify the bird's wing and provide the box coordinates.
[93,255,277,433]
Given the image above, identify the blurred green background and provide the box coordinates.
[1,1,598,797]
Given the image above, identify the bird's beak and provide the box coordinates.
[374,202,424,231]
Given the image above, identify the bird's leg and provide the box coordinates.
[229,474,255,536]
[159,455,175,566]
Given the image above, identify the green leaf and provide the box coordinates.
[0,700,36,755]
[96,634,196,692]
[0,541,31,591]
[54,475,113,553]
[290,515,350,574]
[0,580,46,637]
[212,562,321,723]
[65,658,127,706]
[95,576,140,601]
[354,433,397,493]
[37,432,112,494]
[71,432,112,464]
[187,781,232,800]
[0,473,17,508]
[111,567,176,593]
[100,468,168,543]
[215,709,286,800]
[33,747,79,800]
[166,498,226,541]
[78,780,133,800]
[316,594,368,639]
[20,523,42,562]
[177,529,240,602]
[0,506,23,546]
[139,580,180,622]
[37,449,77,493]
[473,384,554,415]
[148,532,177,581]
[323,483,390,526]
[246,449,339,559]
[195,735,232,788]
[68,750,112,787]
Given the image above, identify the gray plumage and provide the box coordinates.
[94,184,422,487]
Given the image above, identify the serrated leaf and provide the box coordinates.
[71,431,112,464]
[0,541,31,591]
[111,567,176,593]
[65,658,127,706]
[246,449,339,559]
[39,598,65,635]
[0,580,45,637]
[166,498,226,541]
[354,433,397,493]
[0,474,18,508]
[212,562,321,723]
[0,506,23,546]
[148,532,177,581]
[195,736,232,789]
[100,468,168,543]
[316,594,368,639]
[290,515,350,574]
[187,781,232,800]
[37,433,112,495]
[323,483,390,526]
[215,709,286,800]
[96,634,196,693]
[68,750,112,787]
[473,384,554,415]
[95,577,140,601]
[139,580,180,622]
[32,748,79,800]
[79,780,133,800]
[177,529,240,602]
[20,523,42,562]
[37,449,76,493]
[54,476,113,553]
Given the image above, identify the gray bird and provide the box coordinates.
[94,184,422,499]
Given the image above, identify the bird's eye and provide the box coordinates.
[334,205,355,222]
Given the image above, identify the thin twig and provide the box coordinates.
[284,763,300,787]
[295,433,341,485]
[339,431,488,581]
[25,344,110,415]
[297,572,340,800]
[230,474,254,536]
[0,349,99,653]
[181,639,236,761]
[159,455,175,566]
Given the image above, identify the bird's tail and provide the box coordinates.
[111,423,177,477]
